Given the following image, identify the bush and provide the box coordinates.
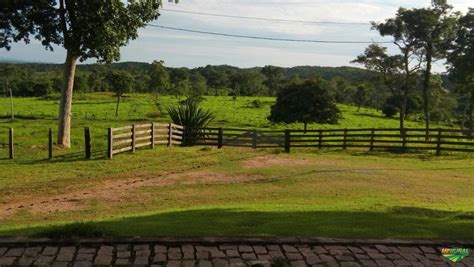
[382,103,398,118]
[248,99,262,108]
[167,99,214,145]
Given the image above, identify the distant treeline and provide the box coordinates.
[0,61,463,125]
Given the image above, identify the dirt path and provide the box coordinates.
[0,169,266,217]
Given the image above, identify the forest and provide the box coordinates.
[0,61,463,127]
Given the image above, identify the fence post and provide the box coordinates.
[132,124,136,152]
[48,128,53,159]
[252,130,257,149]
[168,123,173,147]
[181,126,186,146]
[318,130,323,149]
[151,122,155,149]
[107,128,113,159]
[8,128,14,159]
[401,128,407,152]
[284,129,291,153]
[436,128,442,156]
[84,127,91,159]
[218,127,223,149]
[343,128,348,150]
[370,128,375,152]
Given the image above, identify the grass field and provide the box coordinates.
[0,93,473,240]
[0,93,441,160]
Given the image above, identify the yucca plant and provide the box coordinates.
[167,98,214,145]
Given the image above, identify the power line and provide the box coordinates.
[160,8,371,26]
[147,24,392,44]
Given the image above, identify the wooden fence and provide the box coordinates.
[108,122,184,158]
[6,127,62,160]
[188,127,474,155]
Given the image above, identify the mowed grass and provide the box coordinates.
[0,93,472,240]
[0,148,473,239]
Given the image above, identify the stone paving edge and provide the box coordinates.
[0,237,472,246]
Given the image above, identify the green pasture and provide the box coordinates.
[0,93,472,240]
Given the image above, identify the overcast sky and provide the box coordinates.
[1,0,472,71]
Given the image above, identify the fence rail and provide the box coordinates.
[189,127,474,155]
[108,122,184,158]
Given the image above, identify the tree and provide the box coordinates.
[268,79,340,131]
[382,95,422,118]
[189,71,207,96]
[392,0,458,135]
[353,44,419,129]
[1,0,175,147]
[230,70,266,96]
[353,85,370,112]
[201,65,228,96]
[106,71,132,117]
[87,70,103,92]
[261,65,285,96]
[148,60,170,96]
[448,8,474,133]
[329,76,352,103]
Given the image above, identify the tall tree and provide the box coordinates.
[378,1,458,135]
[353,44,420,129]
[1,0,175,147]
[448,8,474,133]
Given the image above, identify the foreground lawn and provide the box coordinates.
[0,147,473,240]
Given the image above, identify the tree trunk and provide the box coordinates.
[422,43,433,139]
[116,95,121,117]
[57,50,77,148]
[399,101,405,130]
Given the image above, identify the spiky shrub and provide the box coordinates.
[167,99,214,145]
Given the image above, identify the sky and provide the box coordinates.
[0,0,472,71]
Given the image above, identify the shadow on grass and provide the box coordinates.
[3,208,474,240]
[353,112,394,121]
[0,149,107,165]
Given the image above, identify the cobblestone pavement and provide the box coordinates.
[0,241,473,266]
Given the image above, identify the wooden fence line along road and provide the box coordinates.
[189,127,474,155]
[108,122,184,159]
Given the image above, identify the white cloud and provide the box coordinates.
[3,0,472,70]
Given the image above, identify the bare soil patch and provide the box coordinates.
[241,155,327,168]
[0,170,264,218]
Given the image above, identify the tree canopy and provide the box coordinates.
[1,0,172,147]
[268,79,341,130]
